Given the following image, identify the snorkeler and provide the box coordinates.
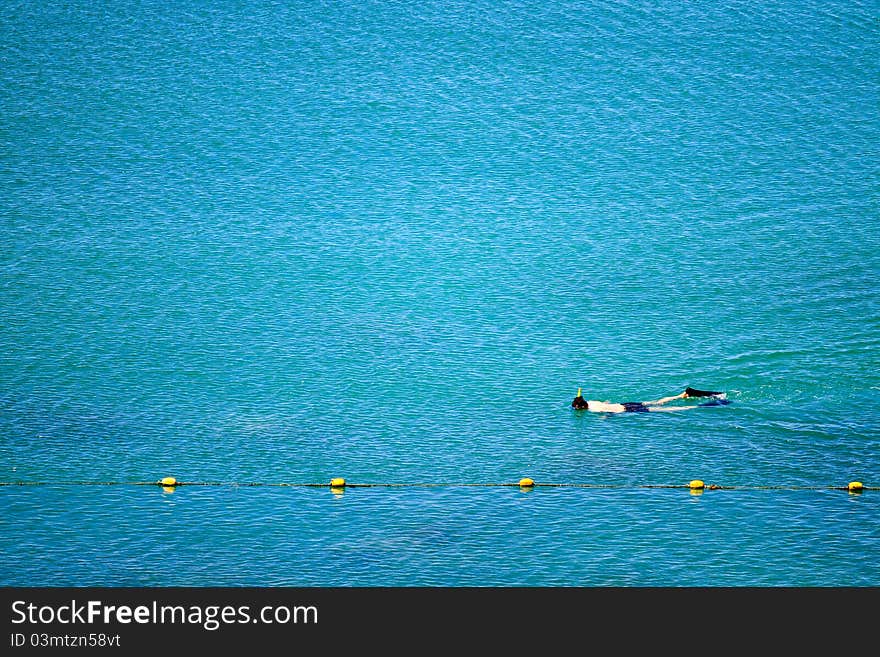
[571,387,729,413]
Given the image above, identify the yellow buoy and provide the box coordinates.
[848,481,864,492]
[159,477,177,487]
[689,479,705,490]
[330,477,346,488]
[519,477,535,488]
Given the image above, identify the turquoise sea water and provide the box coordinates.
[1,0,878,586]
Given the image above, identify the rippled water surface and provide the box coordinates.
[1,0,878,586]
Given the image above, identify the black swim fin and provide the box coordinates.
[685,387,723,398]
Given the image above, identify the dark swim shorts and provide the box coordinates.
[622,402,650,413]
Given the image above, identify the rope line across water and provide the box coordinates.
[0,480,873,491]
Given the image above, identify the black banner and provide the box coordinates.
[1,587,875,651]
